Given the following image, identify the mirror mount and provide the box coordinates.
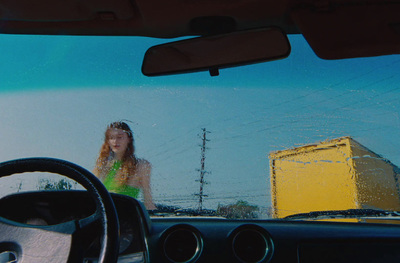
[190,16,237,36]
[209,68,220,77]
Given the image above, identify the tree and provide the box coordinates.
[217,200,259,219]
[37,178,76,190]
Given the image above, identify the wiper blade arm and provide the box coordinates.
[284,209,400,220]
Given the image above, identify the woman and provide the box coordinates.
[93,121,156,210]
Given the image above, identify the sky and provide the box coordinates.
[0,33,399,214]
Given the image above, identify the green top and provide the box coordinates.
[103,160,140,198]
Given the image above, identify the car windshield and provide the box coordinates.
[1,34,399,220]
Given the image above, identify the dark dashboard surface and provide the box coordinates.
[1,191,400,263]
[148,218,400,263]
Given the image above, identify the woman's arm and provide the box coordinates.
[137,160,157,210]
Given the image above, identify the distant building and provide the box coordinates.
[269,137,400,219]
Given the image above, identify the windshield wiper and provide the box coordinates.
[284,209,400,220]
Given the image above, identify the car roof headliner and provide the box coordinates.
[0,0,399,59]
[0,0,295,37]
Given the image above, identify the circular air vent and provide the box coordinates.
[230,225,273,263]
[162,225,203,263]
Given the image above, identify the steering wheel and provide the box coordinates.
[0,157,120,263]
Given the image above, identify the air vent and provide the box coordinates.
[230,225,273,263]
[162,225,202,263]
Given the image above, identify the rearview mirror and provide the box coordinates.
[142,27,291,76]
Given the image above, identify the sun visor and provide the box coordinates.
[0,0,136,21]
[0,0,139,35]
[291,3,400,59]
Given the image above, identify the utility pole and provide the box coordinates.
[195,128,210,212]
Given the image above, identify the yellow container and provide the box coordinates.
[269,137,400,218]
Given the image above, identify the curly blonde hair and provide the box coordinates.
[93,121,138,185]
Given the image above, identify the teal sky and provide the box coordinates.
[2,34,396,91]
[0,33,399,214]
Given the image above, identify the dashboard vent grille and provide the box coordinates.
[162,225,202,263]
[230,226,273,263]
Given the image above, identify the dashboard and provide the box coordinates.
[1,191,400,263]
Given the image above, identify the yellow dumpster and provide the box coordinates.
[269,137,400,219]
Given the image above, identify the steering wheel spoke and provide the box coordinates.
[0,158,120,263]
[78,211,102,230]
[0,217,72,263]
